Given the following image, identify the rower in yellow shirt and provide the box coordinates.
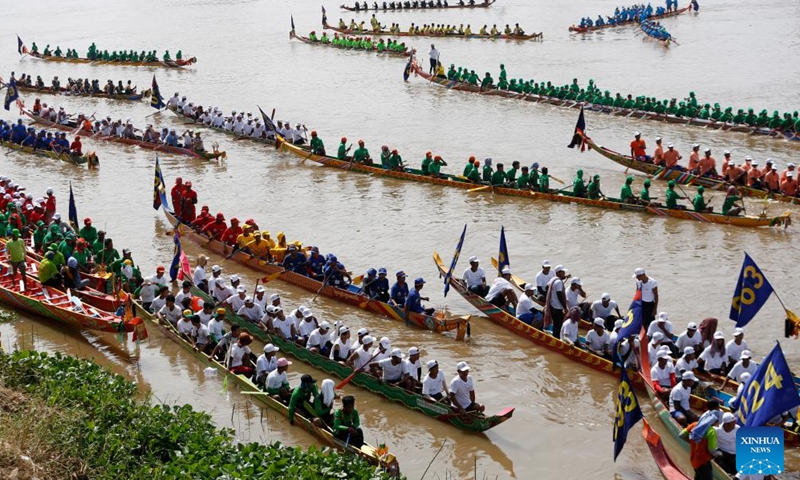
[339,18,347,29]
[245,231,272,260]
[408,23,416,34]
[262,231,277,249]
[490,24,499,36]
[458,24,464,34]
[464,24,472,35]
[479,25,488,35]
[349,19,358,30]
[236,224,255,249]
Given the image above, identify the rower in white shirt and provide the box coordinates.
[207,309,226,342]
[243,119,254,136]
[255,343,280,387]
[485,268,518,312]
[608,319,623,346]
[714,412,739,474]
[721,350,757,390]
[292,124,305,144]
[449,362,485,413]
[675,322,702,354]
[177,96,187,109]
[192,254,208,291]
[371,337,392,363]
[182,131,193,149]
[560,312,580,345]
[252,285,268,312]
[330,326,352,362]
[237,296,262,323]
[252,121,265,139]
[176,314,194,337]
[167,92,179,109]
[590,293,622,330]
[233,116,246,135]
[370,348,410,388]
[650,350,676,399]
[647,332,665,366]
[190,316,212,353]
[225,285,248,312]
[725,328,748,369]
[584,318,611,358]
[462,256,488,297]
[306,321,332,355]
[668,372,698,426]
[404,347,422,389]
[515,284,538,325]
[647,312,677,356]
[212,112,225,128]
[157,295,183,326]
[534,260,554,300]
[675,347,698,379]
[212,278,234,303]
[346,336,375,371]
[297,311,319,344]
[422,360,449,403]
[223,118,234,131]
[698,331,728,375]
[182,102,194,116]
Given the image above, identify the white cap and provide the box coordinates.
[713,331,725,339]
[733,327,744,336]
[682,372,697,382]
[633,267,645,277]
[614,319,623,329]
[657,312,668,322]
[657,350,670,359]
[524,284,535,292]
[593,318,605,327]
[601,293,611,301]
[265,305,275,314]
[269,293,280,302]
[379,337,391,349]
[361,335,375,345]
[273,306,283,313]
[244,296,253,303]
[745,156,753,161]
[634,131,641,136]
[655,136,662,141]
[230,274,240,282]
[692,143,699,148]
[652,332,664,341]
[339,326,350,334]
[788,163,795,167]
[53,213,61,220]
[740,350,751,360]
[723,150,731,155]
[236,285,246,293]
[211,265,222,272]
[704,148,711,153]
[752,161,759,166]
[722,412,736,424]
[255,285,265,293]
[408,347,420,355]
[554,264,565,273]
[263,343,279,353]
[215,278,226,287]
[357,327,369,336]
[427,359,438,370]
[570,277,582,286]
[319,321,330,330]
[683,347,695,356]
[302,308,314,319]
[390,348,404,359]
[542,260,551,268]
[469,256,479,263]
[501,267,511,275]
[667,142,675,148]
[687,322,698,330]
[766,158,774,164]
[456,361,470,372]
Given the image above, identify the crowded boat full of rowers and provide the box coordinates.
[341,0,495,11]
[6,72,149,100]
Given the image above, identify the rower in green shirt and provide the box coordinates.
[388,149,404,170]
[619,176,636,203]
[480,72,494,90]
[491,164,507,186]
[288,374,318,424]
[499,64,507,83]
[506,161,519,182]
[163,50,171,61]
[39,251,60,287]
[572,169,587,197]
[467,165,481,182]
[539,167,550,192]
[380,146,391,168]
[587,174,603,200]
[421,152,433,174]
[721,186,743,216]
[337,137,349,160]
[332,395,364,448]
[467,70,479,86]
[353,140,371,164]
[692,185,713,213]
[429,156,447,177]
[640,179,653,205]
[463,157,477,177]
[92,231,106,255]
[309,131,325,155]
[517,166,531,189]
[665,181,685,209]
[482,158,493,182]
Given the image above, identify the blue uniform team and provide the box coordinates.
[577,1,677,28]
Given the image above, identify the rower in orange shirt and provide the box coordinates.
[763,165,781,193]
[663,143,682,169]
[721,151,731,176]
[742,156,753,172]
[746,161,762,188]
[725,161,746,185]
[630,131,648,161]
[781,163,796,182]
[653,137,665,166]
[687,144,701,174]
[781,172,798,196]
[697,149,717,177]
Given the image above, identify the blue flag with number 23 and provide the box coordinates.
[729,253,773,328]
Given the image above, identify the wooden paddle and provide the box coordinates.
[467,184,491,193]
[548,174,565,185]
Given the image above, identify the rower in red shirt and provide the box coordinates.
[28,203,45,226]
[171,177,185,218]
[190,205,213,229]
[179,181,197,223]
[201,212,228,240]
[630,132,647,161]
[44,187,56,224]
[70,136,82,156]
[221,217,243,246]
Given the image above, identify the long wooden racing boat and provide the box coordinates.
[190,286,512,432]
[136,300,399,474]
[324,20,542,41]
[641,419,694,480]
[569,6,691,33]
[289,31,411,58]
[1,138,96,166]
[15,83,150,102]
[579,131,800,206]
[279,137,792,229]
[23,109,227,160]
[166,105,278,147]
[639,20,674,47]
[0,258,139,335]
[341,0,496,12]
[25,51,197,69]
[638,338,734,480]
[432,251,649,391]
[411,67,800,143]
[164,208,470,338]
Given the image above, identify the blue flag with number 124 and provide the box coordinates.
[729,253,773,328]
[732,342,800,427]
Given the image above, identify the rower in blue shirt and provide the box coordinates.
[596,15,604,26]
[306,246,325,280]
[23,129,38,148]
[53,133,70,153]
[165,129,179,146]
[404,277,435,318]
[373,268,390,302]
[282,245,307,274]
[0,121,9,141]
[361,268,379,298]
[11,120,27,144]
[389,270,409,307]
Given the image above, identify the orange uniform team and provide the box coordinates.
[627,131,798,197]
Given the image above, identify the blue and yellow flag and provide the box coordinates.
[152,156,169,211]
[613,366,643,461]
[730,253,774,328]
[443,224,467,297]
[4,78,19,111]
[257,105,278,135]
[732,342,800,427]
[150,75,165,110]
[403,57,413,82]
[68,182,79,231]
[497,226,510,274]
